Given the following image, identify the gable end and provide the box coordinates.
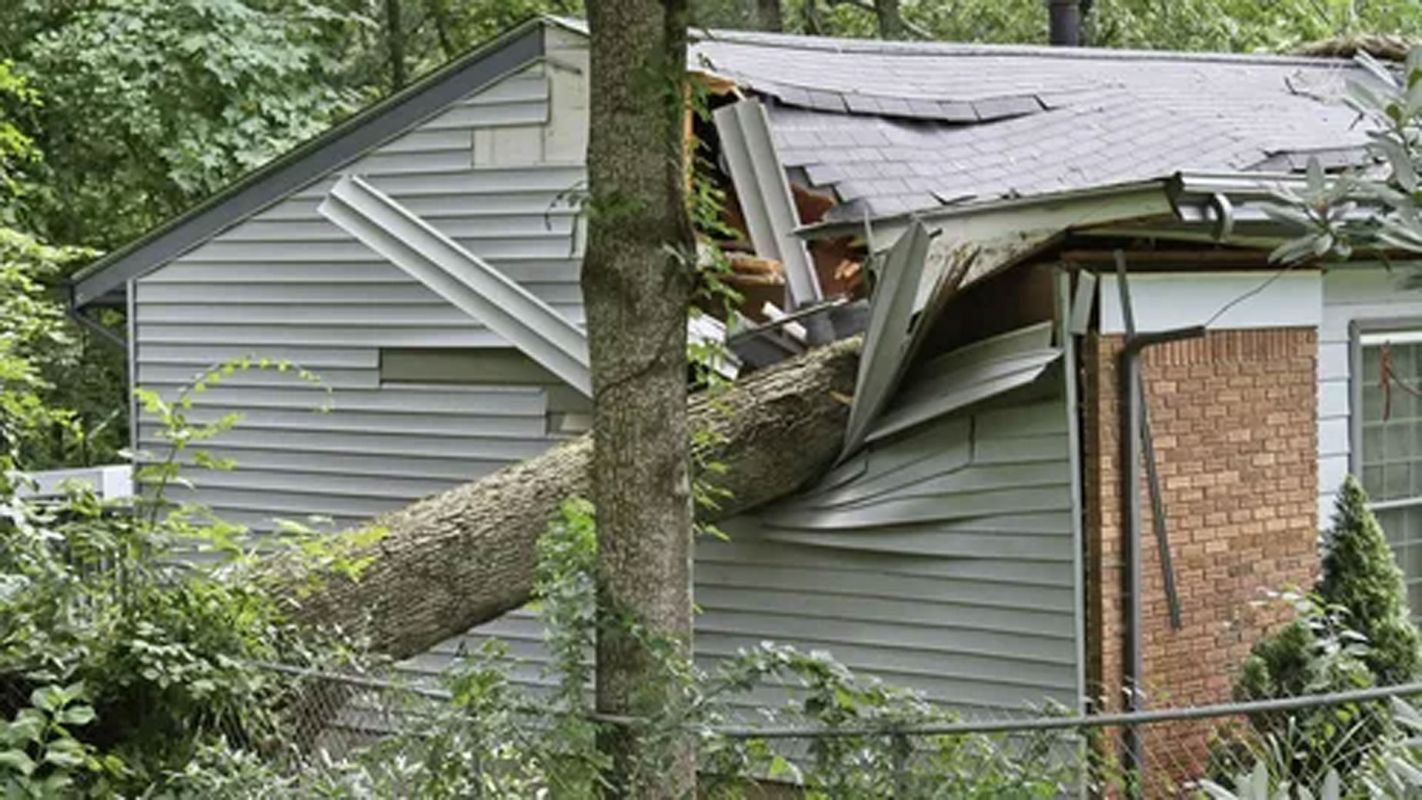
[71,20,546,308]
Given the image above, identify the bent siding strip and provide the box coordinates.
[440,328,1079,716]
[320,174,591,395]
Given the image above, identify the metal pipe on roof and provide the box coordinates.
[1048,0,1082,46]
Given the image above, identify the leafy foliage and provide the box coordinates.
[0,228,112,473]
[12,0,369,249]
[0,359,360,797]
[1264,47,1422,264]
[697,0,1422,52]
[1222,480,1422,793]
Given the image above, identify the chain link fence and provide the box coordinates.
[227,659,1422,797]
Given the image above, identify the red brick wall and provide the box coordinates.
[1082,328,1319,778]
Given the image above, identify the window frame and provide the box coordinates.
[1349,317,1422,488]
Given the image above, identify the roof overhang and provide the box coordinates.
[69,17,548,310]
[802,169,1392,257]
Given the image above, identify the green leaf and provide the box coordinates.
[29,685,65,713]
[0,749,36,777]
[55,705,95,727]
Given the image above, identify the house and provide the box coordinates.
[69,15,1415,747]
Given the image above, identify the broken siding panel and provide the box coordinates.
[1319,266,1422,522]
[318,174,591,395]
[696,367,1077,713]
[443,388,1078,715]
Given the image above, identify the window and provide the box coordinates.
[1357,328,1422,615]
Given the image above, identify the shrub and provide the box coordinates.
[1218,477,1422,792]
[1318,476,1421,684]
[0,359,357,796]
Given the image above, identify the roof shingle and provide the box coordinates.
[691,31,1375,221]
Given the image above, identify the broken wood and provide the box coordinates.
[261,337,862,662]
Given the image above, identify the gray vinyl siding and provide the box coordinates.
[710,394,1078,715]
[436,365,1079,717]
[1318,265,1422,522]
[132,60,588,532]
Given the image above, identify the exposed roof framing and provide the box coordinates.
[320,175,591,395]
[713,99,823,308]
[71,19,545,309]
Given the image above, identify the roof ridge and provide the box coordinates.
[692,27,1364,69]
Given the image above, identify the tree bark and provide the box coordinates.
[385,0,407,90]
[582,0,701,792]
[263,337,859,664]
[756,0,784,32]
[873,0,904,39]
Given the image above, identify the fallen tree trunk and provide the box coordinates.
[263,337,860,661]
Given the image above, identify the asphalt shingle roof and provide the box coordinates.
[690,31,1374,221]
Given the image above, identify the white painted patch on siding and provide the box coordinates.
[1098,271,1322,334]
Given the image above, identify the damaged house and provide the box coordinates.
[69,15,1421,747]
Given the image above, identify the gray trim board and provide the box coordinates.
[1055,267,1088,713]
[713,99,821,307]
[71,21,545,308]
[320,174,591,395]
[126,279,139,457]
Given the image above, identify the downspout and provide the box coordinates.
[1115,253,1204,787]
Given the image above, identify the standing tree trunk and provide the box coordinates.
[756,0,784,32]
[584,1,697,796]
[874,0,905,38]
[385,0,407,90]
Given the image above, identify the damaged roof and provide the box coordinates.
[691,30,1374,221]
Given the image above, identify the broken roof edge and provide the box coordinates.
[797,169,1395,249]
[70,16,552,309]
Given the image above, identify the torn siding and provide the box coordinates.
[319,174,592,394]
[441,323,1079,716]
[709,325,1077,714]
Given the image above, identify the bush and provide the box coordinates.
[1318,476,1421,684]
[0,360,357,796]
[1219,477,1422,792]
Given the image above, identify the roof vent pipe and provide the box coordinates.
[1048,0,1081,46]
